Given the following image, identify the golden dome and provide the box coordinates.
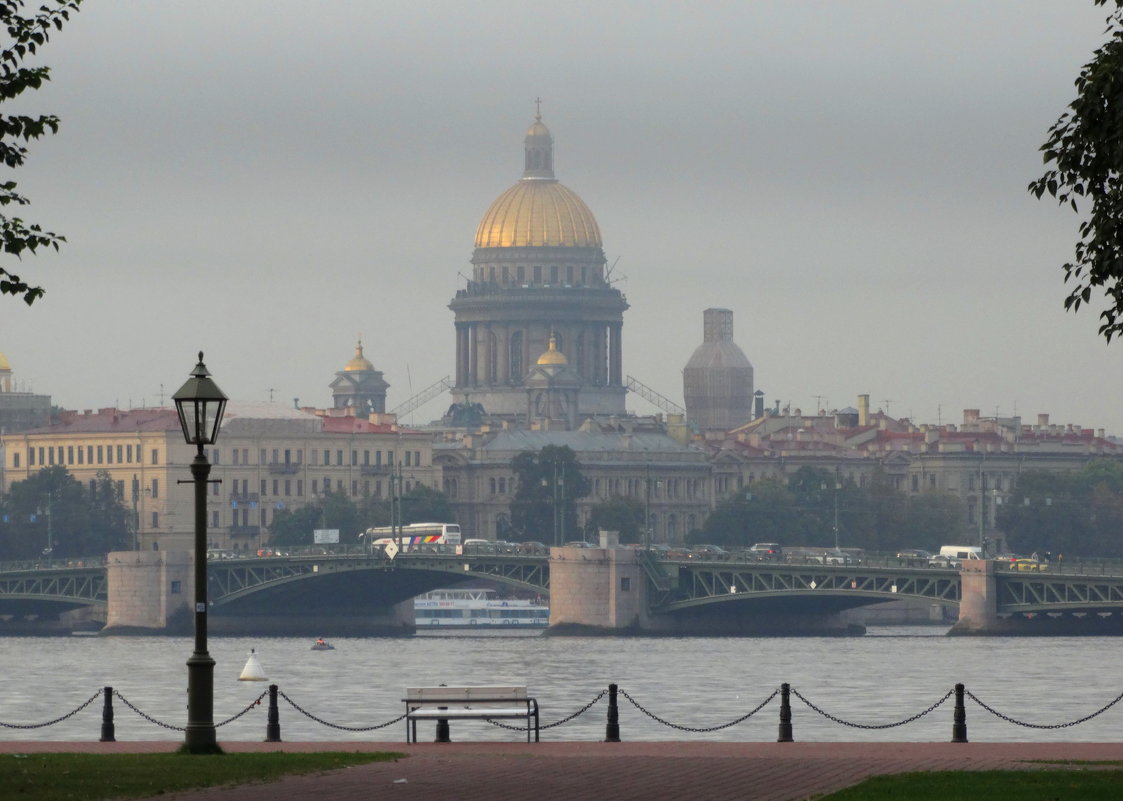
[475,180,602,249]
[344,340,374,372]
[474,111,602,249]
[0,352,9,371]
[536,335,568,365]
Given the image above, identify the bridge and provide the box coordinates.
[2,548,1123,635]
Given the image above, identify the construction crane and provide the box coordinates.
[390,376,452,419]
[625,375,685,417]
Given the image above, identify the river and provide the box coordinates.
[1,626,1120,744]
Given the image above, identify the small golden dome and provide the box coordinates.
[0,352,9,371]
[344,340,374,372]
[475,180,602,249]
[536,335,568,365]
[526,120,550,137]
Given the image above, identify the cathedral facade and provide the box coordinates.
[448,114,628,424]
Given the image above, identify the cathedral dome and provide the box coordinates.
[475,181,602,249]
[343,340,374,372]
[473,113,602,249]
[0,352,9,371]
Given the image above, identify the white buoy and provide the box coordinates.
[238,648,268,681]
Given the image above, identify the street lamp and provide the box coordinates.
[172,352,228,755]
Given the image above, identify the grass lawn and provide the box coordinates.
[0,751,402,801]
[822,768,1123,800]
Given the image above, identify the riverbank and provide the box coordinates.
[2,741,1121,801]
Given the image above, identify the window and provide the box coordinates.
[337,450,343,466]
[284,449,291,465]
[415,451,421,466]
[351,450,358,466]
[170,580,180,594]
[152,511,159,528]
[363,450,370,465]
[212,510,219,528]
[151,448,158,465]
[324,449,330,465]
[272,480,279,496]
[259,449,266,464]
[351,480,358,496]
[232,449,239,465]
[97,446,103,464]
[48,448,54,466]
[116,480,124,499]
[76,448,83,465]
[213,481,219,496]
[12,452,19,468]
[117,445,124,463]
[260,479,267,495]
[151,478,159,499]
[405,451,412,467]
[284,480,291,497]
[620,577,631,592]
[126,444,132,463]
[296,480,303,496]
[323,476,330,492]
[243,448,249,464]
[312,479,318,494]
[68,446,74,464]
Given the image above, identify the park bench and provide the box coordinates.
[403,685,540,743]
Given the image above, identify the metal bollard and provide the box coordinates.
[951,683,967,743]
[604,683,620,742]
[777,683,793,742]
[434,682,451,743]
[99,686,115,743]
[265,684,281,742]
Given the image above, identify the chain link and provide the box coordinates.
[485,689,608,732]
[965,688,1123,730]
[113,690,184,731]
[278,689,407,731]
[790,686,953,730]
[0,690,101,729]
[215,691,268,727]
[618,688,778,733]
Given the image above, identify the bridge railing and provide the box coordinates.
[0,555,107,573]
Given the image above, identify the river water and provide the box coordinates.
[2,626,1121,744]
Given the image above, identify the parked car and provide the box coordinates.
[1010,557,1048,572]
[563,540,595,548]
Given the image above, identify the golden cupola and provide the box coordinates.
[473,114,603,250]
[344,339,375,372]
[536,334,569,366]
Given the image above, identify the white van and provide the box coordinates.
[931,545,984,566]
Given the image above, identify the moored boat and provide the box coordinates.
[414,588,549,628]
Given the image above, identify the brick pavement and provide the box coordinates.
[2,740,1122,801]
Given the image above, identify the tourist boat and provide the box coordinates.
[310,639,335,650]
[414,588,549,628]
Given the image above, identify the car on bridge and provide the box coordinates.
[896,548,933,566]
[749,542,783,560]
[688,544,730,560]
[1009,557,1048,572]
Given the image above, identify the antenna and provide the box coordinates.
[881,399,893,417]
[813,395,824,414]
[268,388,275,403]
[158,383,165,406]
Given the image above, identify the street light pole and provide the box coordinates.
[173,352,228,755]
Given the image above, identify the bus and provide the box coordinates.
[359,522,462,549]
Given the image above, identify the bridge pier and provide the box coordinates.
[102,550,192,635]
[547,545,862,636]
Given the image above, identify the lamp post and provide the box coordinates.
[172,352,228,755]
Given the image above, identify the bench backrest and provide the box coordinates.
[406,686,528,702]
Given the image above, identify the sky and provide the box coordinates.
[1,1,1120,433]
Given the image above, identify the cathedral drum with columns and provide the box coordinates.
[449,112,628,422]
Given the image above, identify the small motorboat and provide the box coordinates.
[310,639,334,651]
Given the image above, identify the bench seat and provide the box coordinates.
[403,686,539,743]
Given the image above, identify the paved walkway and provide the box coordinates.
[2,740,1122,800]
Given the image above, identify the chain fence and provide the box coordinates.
[113,690,184,732]
[0,690,101,730]
[966,687,1123,730]
[486,688,607,732]
[278,689,407,732]
[790,686,954,730]
[618,687,779,733]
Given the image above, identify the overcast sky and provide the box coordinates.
[2,2,1119,433]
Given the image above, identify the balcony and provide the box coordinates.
[360,464,392,476]
[268,462,301,475]
[230,493,260,508]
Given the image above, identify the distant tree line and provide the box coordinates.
[268,484,454,546]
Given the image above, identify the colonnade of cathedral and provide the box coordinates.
[454,321,623,389]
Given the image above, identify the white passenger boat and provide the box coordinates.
[414,588,549,628]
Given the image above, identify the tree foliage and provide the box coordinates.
[1029,0,1123,341]
[268,485,455,547]
[509,445,590,543]
[0,465,130,559]
[0,0,81,305]
[587,495,645,544]
[997,461,1123,557]
[690,468,965,553]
